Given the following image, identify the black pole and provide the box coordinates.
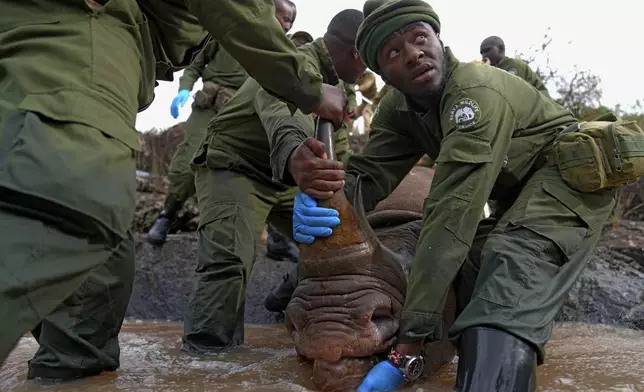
[314,116,336,161]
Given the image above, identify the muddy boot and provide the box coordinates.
[264,264,299,313]
[266,223,300,262]
[454,327,537,392]
[147,197,181,246]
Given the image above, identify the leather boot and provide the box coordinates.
[146,197,181,246]
[264,264,299,313]
[454,327,537,392]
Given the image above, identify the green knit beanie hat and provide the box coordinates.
[356,0,441,74]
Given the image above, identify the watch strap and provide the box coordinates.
[388,348,403,367]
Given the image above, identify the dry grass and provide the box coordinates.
[135,123,187,176]
[610,180,644,229]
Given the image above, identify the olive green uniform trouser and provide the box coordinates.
[182,167,297,353]
[166,104,218,210]
[0,111,136,375]
[448,166,615,362]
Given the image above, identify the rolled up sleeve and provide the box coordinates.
[254,82,314,184]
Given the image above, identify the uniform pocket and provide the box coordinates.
[205,138,241,172]
[520,182,594,262]
[474,180,594,309]
[0,111,136,240]
[196,204,256,271]
[435,134,493,164]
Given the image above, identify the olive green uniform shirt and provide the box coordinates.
[178,38,249,91]
[357,72,379,101]
[495,57,550,97]
[200,38,352,188]
[372,84,394,107]
[342,48,575,343]
[181,0,325,113]
[343,81,358,113]
[0,0,325,155]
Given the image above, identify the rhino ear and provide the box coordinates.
[352,174,378,240]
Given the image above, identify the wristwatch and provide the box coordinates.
[388,348,425,382]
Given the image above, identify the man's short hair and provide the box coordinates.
[481,35,505,51]
[325,9,365,48]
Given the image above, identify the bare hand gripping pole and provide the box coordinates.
[303,116,362,246]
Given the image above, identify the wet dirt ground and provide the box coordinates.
[2,321,643,392]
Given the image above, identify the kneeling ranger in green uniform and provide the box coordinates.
[182,9,367,355]
[0,0,350,378]
[480,35,550,97]
[286,1,643,390]
[147,0,298,246]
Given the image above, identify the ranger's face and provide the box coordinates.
[377,22,445,99]
[274,0,295,33]
[480,44,502,65]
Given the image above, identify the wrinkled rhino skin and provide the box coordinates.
[285,166,456,392]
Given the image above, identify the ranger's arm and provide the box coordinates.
[397,87,515,344]
[520,62,550,97]
[333,124,353,167]
[254,81,315,183]
[178,39,215,91]
[185,0,323,113]
[344,82,358,114]
[343,93,424,213]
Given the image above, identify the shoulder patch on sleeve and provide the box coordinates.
[448,98,481,130]
[507,67,518,75]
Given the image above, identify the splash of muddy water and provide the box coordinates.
[2,322,643,392]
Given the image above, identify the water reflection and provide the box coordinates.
[2,322,643,391]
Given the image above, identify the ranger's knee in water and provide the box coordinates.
[454,327,537,392]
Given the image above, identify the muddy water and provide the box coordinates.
[2,322,643,392]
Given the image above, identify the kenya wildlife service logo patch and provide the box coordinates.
[449,98,481,130]
[507,67,518,75]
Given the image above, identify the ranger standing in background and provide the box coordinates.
[480,35,550,97]
[147,0,298,246]
[0,0,348,377]
[182,9,367,356]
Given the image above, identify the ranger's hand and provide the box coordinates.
[313,84,348,129]
[287,138,345,200]
[170,89,191,119]
[293,192,340,244]
[357,361,404,392]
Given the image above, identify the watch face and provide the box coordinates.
[405,357,424,380]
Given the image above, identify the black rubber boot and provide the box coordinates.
[27,364,117,381]
[264,264,299,313]
[454,327,537,392]
[265,223,300,262]
[146,198,181,246]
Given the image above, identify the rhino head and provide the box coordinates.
[285,166,456,392]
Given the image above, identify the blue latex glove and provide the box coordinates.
[357,361,405,392]
[292,192,340,244]
[170,89,191,119]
